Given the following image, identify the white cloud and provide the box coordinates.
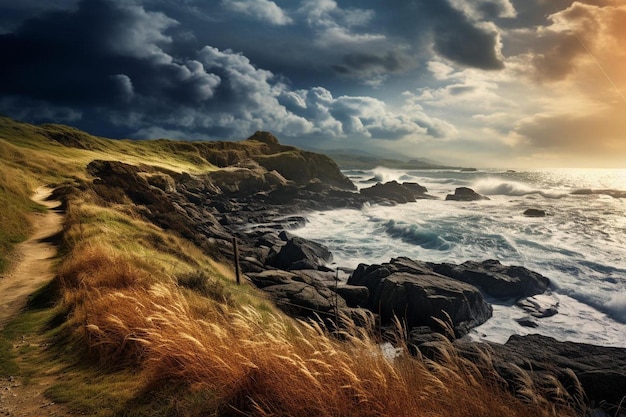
[221,0,293,25]
[448,0,516,20]
[298,0,383,46]
[106,3,177,63]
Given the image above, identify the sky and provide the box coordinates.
[0,0,624,168]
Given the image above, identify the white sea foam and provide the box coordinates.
[293,168,626,347]
[607,293,626,323]
[472,178,567,198]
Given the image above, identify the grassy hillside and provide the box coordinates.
[0,116,581,416]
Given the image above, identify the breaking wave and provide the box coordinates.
[472,178,567,198]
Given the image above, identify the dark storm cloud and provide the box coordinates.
[363,0,505,70]
[0,0,226,134]
[0,0,512,145]
[331,52,404,76]
[433,20,504,70]
[0,0,455,142]
[0,0,223,107]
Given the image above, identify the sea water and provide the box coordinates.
[292,168,626,347]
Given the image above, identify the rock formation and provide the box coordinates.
[445,187,490,201]
[348,257,492,337]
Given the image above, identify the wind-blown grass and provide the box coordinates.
[0,115,584,416]
[53,193,580,416]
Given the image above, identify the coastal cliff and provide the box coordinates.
[1,117,623,416]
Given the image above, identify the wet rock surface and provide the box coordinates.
[523,208,547,217]
[445,187,490,201]
[428,259,551,300]
[348,257,493,337]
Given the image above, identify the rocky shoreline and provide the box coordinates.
[60,132,625,414]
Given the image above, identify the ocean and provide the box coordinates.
[292,167,626,347]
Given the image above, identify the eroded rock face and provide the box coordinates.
[428,259,550,300]
[348,257,492,337]
[445,187,489,201]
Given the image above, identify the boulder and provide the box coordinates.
[360,181,426,203]
[348,257,492,337]
[402,182,428,195]
[248,270,347,319]
[335,285,369,308]
[523,208,546,217]
[429,259,550,300]
[270,235,333,270]
[515,294,559,318]
[445,187,490,201]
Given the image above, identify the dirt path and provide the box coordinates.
[0,187,71,416]
[0,188,63,327]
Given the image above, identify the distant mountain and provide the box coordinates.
[323,151,462,170]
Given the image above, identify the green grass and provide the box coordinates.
[45,369,143,416]
[0,282,59,377]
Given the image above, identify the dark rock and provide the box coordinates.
[271,235,332,270]
[248,269,347,318]
[266,184,300,204]
[87,160,232,250]
[516,294,559,318]
[360,181,417,203]
[482,334,626,412]
[402,182,428,195]
[240,256,267,273]
[256,232,285,249]
[523,208,546,217]
[248,269,295,289]
[429,259,550,300]
[276,216,307,230]
[348,257,492,337]
[335,285,369,308]
[278,230,294,241]
[445,187,490,201]
[515,318,539,328]
[408,326,447,357]
[288,259,319,270]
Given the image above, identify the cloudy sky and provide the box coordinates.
[0,0,624,167]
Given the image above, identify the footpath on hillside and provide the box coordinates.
[0,187,70,416]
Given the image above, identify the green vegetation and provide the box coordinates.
[0,116,580,416]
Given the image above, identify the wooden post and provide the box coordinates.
[232,237,241,285]
[334,267,339,330]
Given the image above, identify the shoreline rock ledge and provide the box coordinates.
[457,334,626,414]
[348,257,493,337]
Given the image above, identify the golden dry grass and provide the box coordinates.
[0,116,585,416]
[54,218,580,417]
